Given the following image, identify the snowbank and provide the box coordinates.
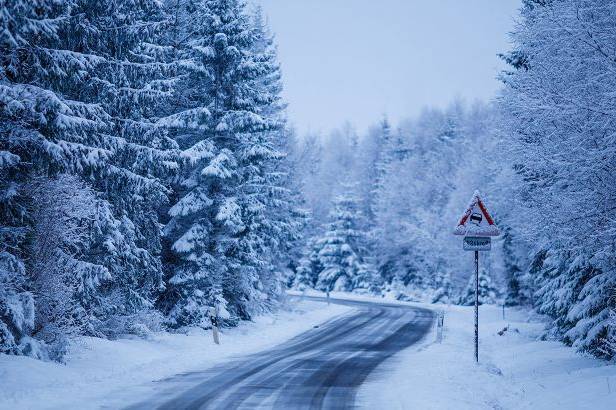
[358,303,615,410]
[0,298,351,410]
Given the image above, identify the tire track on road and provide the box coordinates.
[128,298,434,410]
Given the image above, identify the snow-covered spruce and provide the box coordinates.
[295,188,379,294]
[499,0,616,359]
[0,0,301,359]
[0,0,179,350]
[457,267,499,306]
[159,0,302,327]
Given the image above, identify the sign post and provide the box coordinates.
[453,191,499,363]
[474,249,479,363]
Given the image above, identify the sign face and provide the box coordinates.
[453,190,500,237]
[463,236,491,251]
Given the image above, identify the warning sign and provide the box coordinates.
[453,191,500,237]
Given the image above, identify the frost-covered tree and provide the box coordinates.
[458,267,499,306]
[75,0,177,332]
[432,271,453,304]
[0,0,178,353]
[43,0,179,334]
[369,117,394,218]
[0,142,33,355]
[25,175,109,360]
[241,6,307,307]
[293,237,322,291]
[0,0,96,356]
[161,0,297,325]
[501,225,530,306]
[310,190,377,293]
[157,0,230,329]
[499,0,616,358]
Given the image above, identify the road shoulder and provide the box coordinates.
[357,304,615,410]
[0,298,352,410]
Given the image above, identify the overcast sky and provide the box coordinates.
[255,0,521,135]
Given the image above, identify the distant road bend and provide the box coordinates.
[129,296,434,410]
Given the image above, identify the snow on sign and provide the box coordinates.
[453,191,500,237]
[463,236,491,251]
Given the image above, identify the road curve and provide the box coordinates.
[128,297,434,410]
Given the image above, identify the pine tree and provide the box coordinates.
[0,139,34,355]
[502,225,529,306]
[293,237,322,291]
[162,0,297,325]
[458,266,499,306]
[236,5,305,311]
[368,117,393,220]
[311,191,376,293]
[499,0,616,358]
[432,271,452,304]
[48,0,175,333]
[1,0,177,351]
[0,0,105,356]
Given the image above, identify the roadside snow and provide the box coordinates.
[0,297,351,410]
[358,302,615,410]
[2,291,613,410]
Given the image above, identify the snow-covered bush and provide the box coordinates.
[25,175,109,360]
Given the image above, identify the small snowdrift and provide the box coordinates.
[0,299,351,410]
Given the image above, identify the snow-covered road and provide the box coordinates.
[127,297,434,409]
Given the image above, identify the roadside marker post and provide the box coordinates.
[435,311,445,343]
[453,191,500,363]
[209,306,220,345]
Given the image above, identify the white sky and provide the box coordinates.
[255,0,521,135]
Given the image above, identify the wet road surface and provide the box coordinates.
[128,297,434,410]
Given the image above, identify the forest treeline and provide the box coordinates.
[290,0,615,359]
[1,0,304,360]
[1,0,614,362]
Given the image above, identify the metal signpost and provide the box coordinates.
[453,191,499,363]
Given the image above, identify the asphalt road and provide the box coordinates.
[128,297,434,410]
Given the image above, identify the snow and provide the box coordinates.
[157,107,211,130]
[181,140,215,164]
[0,151,20,167]
[358,302,616,410]
[201,150,234,179]
[168,188,213,217]
[2,291,614,409]
[0,298,351,410]
[453,190,500,237]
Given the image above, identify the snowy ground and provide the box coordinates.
[0,297,351,410]
[290,290,615,410]
[2,292,614,410]
[357,300,616,410]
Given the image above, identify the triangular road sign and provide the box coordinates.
[453,190,500,237]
